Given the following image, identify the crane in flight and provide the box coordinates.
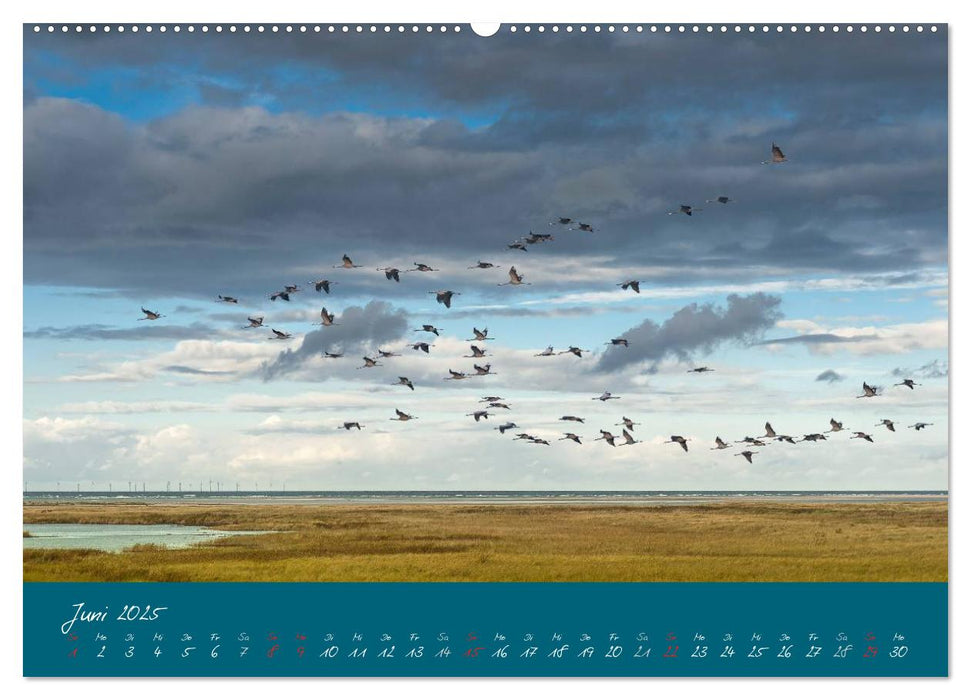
[468,327,494,342]
[310,279,336,293]
[857,382,879,398]
[334,254,362,269]
[668,204,701,216]
[498,266,530,286]
[316,308,338,326]
[430,290,460,308]
[762,142,787,164]
[665,435,690,452]
[410,262,439,272]
[377,266,402,282]
[594,430,618,447]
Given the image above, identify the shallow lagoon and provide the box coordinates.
[22,523,265,552]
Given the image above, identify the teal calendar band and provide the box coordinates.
[24,582,947,677]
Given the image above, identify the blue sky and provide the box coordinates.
[23,26,948,490]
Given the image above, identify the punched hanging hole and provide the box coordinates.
[471,23,501,37]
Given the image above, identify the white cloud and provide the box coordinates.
[23,416,130,443]
[766,318,947,356]
[56,339,290,383]
[57,400,212,414]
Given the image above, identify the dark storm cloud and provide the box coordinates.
[815,369,845,384]
[23,322,227,341]
[23,30,947,298]
[260,301,409,379]
[596,293,783,373]
[23,28,947,121]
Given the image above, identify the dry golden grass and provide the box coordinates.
[23,501,947,583]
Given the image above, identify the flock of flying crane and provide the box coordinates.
[135,142,935,464]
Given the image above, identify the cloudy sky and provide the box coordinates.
[23,25,948,491]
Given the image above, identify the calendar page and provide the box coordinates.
[21,21,948,678]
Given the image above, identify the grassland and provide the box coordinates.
[23,500,947,582]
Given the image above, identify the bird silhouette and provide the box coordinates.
[665,436,690,452]
[430,290,459,308]
[762,142,787,164]
[335,254,362,269]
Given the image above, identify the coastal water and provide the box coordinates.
[22,490,948,506]
[22,523,267,552]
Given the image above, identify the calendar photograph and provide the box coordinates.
[22,21,948,677]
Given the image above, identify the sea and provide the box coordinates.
[22,490,948,506]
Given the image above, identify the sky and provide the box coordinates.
[22,25,949,491]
